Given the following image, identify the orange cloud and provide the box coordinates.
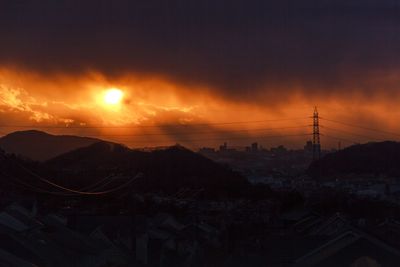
[1,67,400,150]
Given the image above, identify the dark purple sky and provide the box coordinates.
[1,0,400,100]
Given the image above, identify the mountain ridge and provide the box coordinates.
[0,130,102,161]
[43,141,249,196]
[308,141,400,178]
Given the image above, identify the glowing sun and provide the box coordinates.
[104,88,123,105]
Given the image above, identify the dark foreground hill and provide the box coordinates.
[308,141,400,178]
[0,130,100,161]
[41,142,250,197]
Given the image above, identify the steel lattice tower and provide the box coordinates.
[313,106,321,160]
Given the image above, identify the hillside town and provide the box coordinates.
[0,134,400,266]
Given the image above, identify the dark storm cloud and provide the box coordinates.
[1,0,400,97]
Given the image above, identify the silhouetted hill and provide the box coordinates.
[45,141,132,169]
[308,141,400,178]
[0,130,101,161]
[44,142,250,196]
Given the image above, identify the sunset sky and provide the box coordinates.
[1,0,400,149]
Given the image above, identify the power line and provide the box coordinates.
[6,155,144,195]
[0,171,74,196]
[1,160,142,196]
[0,117,309,129]
[320,125,384,141]
[0,125,310,138]
[320,118,400,138]
[38,173,143,195]
[79,174,115,192]
[51,125,311,137]
[113,133,313,144]
[322,134,358,145]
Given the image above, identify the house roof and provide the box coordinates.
[0,203,42,232]
[295,227,400,267]
[0,203,130,267]
[308,213,349,236]
[0,247,36,267]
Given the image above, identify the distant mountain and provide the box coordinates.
[0,130,101,161]
[44,142,249,196]
[308,141,400,178]
[0,131,252,197]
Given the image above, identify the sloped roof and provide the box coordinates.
[154,213,185,232]
[295,227,400,267]
[0,203,42,232]
[0,204,127,267]
[308,213,349,236]
[0,248,36,267]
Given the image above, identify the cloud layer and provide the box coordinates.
[1,1,400,148]
[1,0,400,100]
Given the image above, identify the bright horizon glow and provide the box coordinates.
[104,88,123,105]
[2,69,400,149]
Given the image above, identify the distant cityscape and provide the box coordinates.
[198,140,330,182]
[0,130,400,266]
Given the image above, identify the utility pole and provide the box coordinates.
[313,106,321,161]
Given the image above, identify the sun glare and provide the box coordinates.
[104,88,123,105]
